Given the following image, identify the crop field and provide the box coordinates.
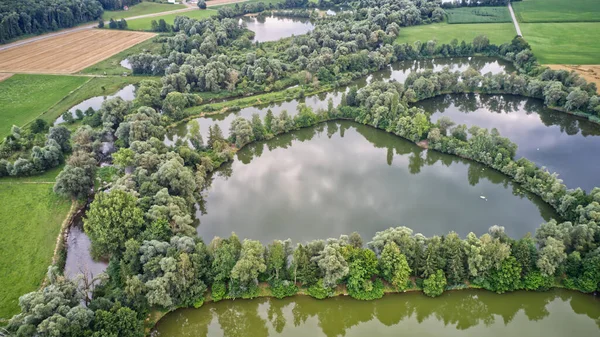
[0,182,72,319]
[102,1,186,20]
[0,74,88,139]
[0,29,155,74]
[520,22,600,64]
[127,9,218,30]
[513,0,600,23]
[446,7,512,24]
[395,23,516,46]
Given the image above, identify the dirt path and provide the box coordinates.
[547,64,600,94]
[508,2,523,37]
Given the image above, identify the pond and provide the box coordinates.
[164,57,514,144]
[64,218,108,280]
[54,84,136,125]
[196,121,557,243]
[415,94,600,191]
[242,16,315,42]
[152,289,600,336]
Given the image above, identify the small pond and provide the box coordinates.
[415,94,600,191]
[153,289,600,336]
[64,219,108,280]
[54,84,136,125]
[195,121,557,243]
[120,58,131,70]
[241,16,315,42]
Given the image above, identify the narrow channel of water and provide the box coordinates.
[414,94,600,191]
[242,16,315,42]
[64,218,108,280]
[152,289,600,336]
[164,57,514,144]
[196,121,557,242]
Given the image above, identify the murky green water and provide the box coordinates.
[164,57,514,144]
[415,94,600,191]
[152,289,600,336]
[196,121,557,242]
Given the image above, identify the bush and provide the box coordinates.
[211,281,227,302]
[307,280,334,299]
[423,270,446,297]
[523,271,554,291]
[270,280,298,299]
[347,279,384,300]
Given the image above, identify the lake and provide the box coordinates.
[242,16,315,42]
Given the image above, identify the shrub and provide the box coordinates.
[307,280,333,299]
[423,270,446,297]
[211,281,227,302]
[270,280,298,299]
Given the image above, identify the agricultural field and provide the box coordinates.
[395,23,516,46]
[512,0,600,23]
[446,6,512,24]
[0,29,155,74]
[0,74,88,139]
[126,9,218,31]
[102,1,186,20]
[520,22,600,64]
[0,181,72,319]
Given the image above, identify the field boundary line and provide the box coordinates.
[32,76,95,125]
[508,2,523,37]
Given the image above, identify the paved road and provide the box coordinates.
[508,2,523,37]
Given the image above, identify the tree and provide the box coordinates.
[207,124,224,149]
[444,232,466,284]
[379,242,411,290]
[537,237,567,277]
[92,305,144,337]
[315,241,348,288]
[266,240,291,280]
[251,113,266,141]
[84,189,145,258]
[292,243,320,285]
[210,234,242,283]
[135,80,162,109]
[54,165,93,199]
[486,256,522,293]
[113,147,135,169]
[188,120,204,150]
[231,239,266,289]
[47,125,72,152]
[423,269,446,297]
[229,117,254,147]
[198,0,207,10]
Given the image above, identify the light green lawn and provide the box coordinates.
[395,23,516,46]
[446,7,512,24]
[0,183,72,319]
[521,22,600,64]
[81,38,163,76]
[102,1,186,20]
[0,75,88,139]
[126,9,218,31]
[513,0,600,23]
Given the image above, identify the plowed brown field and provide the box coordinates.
[0,29,155,74]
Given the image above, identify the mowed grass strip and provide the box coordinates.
[0,74,88,139]
[395,23,516,46]
[446,7,512,24]
[0,183,72,319]
[521,22,600,64]
[102,1,186,20]
[127,9,218,31]
[513,0,600,23]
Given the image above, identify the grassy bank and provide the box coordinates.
[0,182,72,319]
[446,7,512,24]
[81,38,163,76]
[127,9,218,31]
[521,22,600,64]
[102,2,186,20]
[513,0,600,23]
[0,75,88,139]
[395,23,516,45]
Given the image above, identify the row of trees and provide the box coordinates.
[0,0,103,43]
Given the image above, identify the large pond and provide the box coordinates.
[242,16,315,42]
[165,57,513,144]
[152,289,600,336]
[196,121,557,242]
[415,94,600,191]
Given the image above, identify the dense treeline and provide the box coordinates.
[98,0,140,11]
[0,0,103,43]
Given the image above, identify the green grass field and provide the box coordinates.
[446,6,512,24]
[520,22,600,64]
[0,75,88,139]
[102,1,186,20]
[395,23,516,46]
[0,182,72,319]
[513,0,600,23]
[81,38,163,75]
[127,9,218,31]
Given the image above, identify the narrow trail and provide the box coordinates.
[508,2,523,37]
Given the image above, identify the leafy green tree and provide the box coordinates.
[47,125,72,152]
[207,124,225,149]
[251,113,266,141]
[266,239,291,280]
[423,269,446,297]
[345,247,382,300]
[229,117,254,147]
[314,241,348,288]
[210,234,242,283]
[54,165,94,199]
[84,189,145,258]
[421,235,445,278]
[231,239,267,289]
[537,237,566,277]
[379,242,411,290]
[91,305,143,337]
[112,147,135,169]
[188,120,204,150]
[444,232,465,284]
[291,243,320,285]
[486,256,522,293]
[134,80,162,109]
[512,234,537,276]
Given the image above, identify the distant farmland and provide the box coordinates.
[0,29,155,74]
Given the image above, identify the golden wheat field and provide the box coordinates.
[0,29,155,74]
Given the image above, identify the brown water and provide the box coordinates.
[415,94,600,191]
[152,289,600,337]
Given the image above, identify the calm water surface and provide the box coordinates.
[165,57,513,144]
[64,219,108,280]
[242,16,315,42]
[153,289,600,336]
[415,94,600,191]
[196,121,557,242]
